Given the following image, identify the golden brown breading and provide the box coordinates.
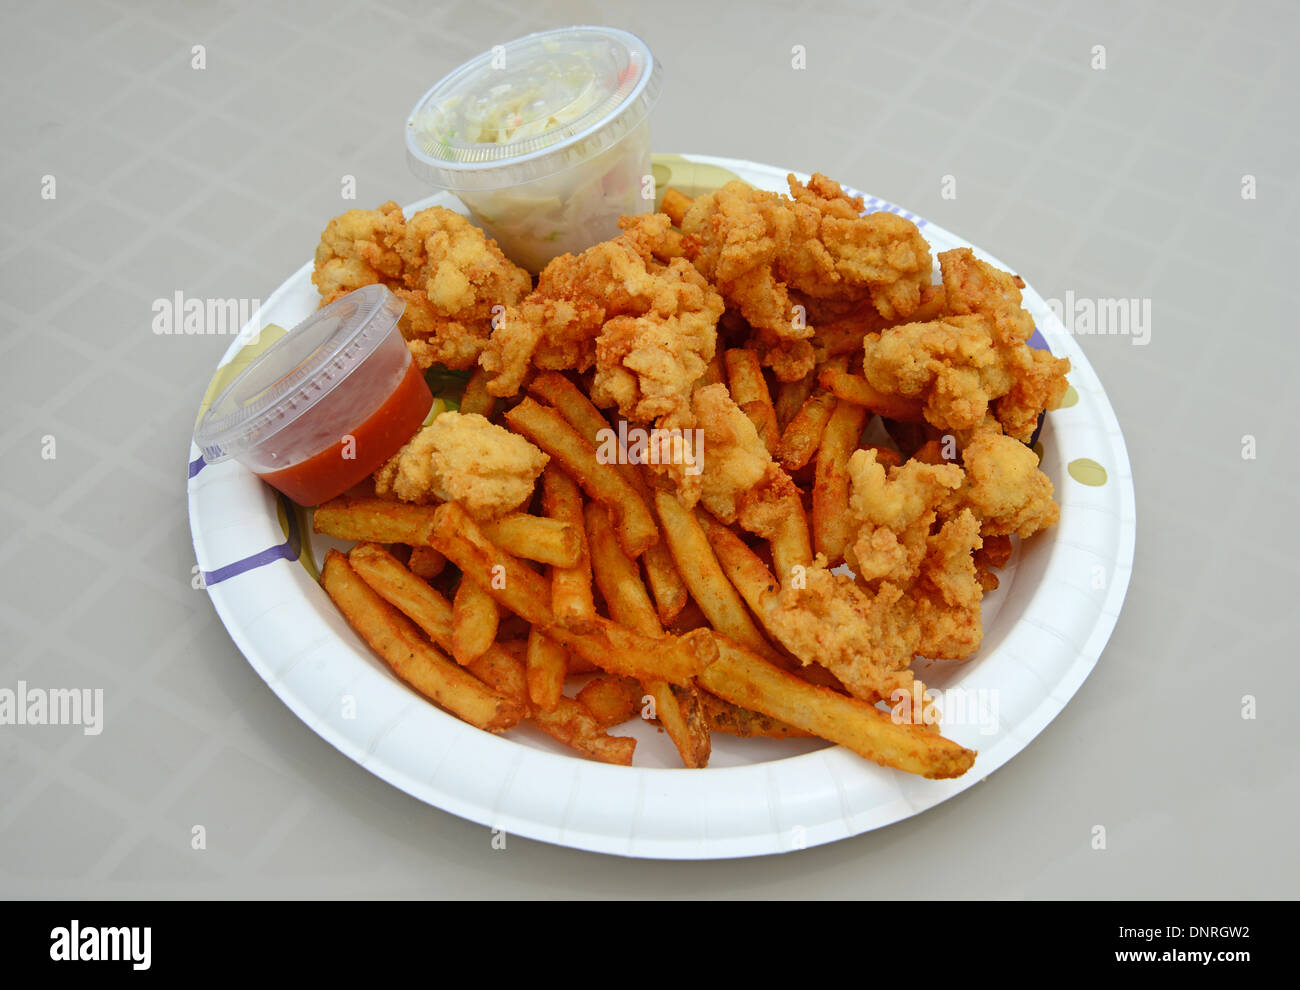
[312,203,531,372]
[861,315,1014,432]
[940,247,1070,440]
[393,206,532,370]
[311,201,405,304]
[960,429,1060,539]
[589,258,724,424]
[785,174,933,321]
[910,508,985,661]
[766,557,920,703]
[479,218,722,403]
[372,412,548,519]
[679,175,933,384]
[858,249,1070,442]
[845,448,966,587]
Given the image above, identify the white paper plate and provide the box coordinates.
[188,154,1135,859]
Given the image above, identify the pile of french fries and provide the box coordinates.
[314,361,976,779]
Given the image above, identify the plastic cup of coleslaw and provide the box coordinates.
[404,26,663,273]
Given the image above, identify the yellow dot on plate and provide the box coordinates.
[1059,385,1079,408]
[1067,458,1108,486]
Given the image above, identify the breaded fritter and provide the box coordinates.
[312,203,531,371]
[373,411,548,519]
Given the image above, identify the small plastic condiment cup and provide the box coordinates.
[404,25,663,273]
[194,285,432,506]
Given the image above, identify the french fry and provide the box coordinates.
[546,620,716,688]
[769,500,814,584]
[321,549,523,732]
[584,501,660,634]
[698,635,976,779]
[661,187,693,226]
[697,515,858,692]
[459,365,496,417]
[428,502,553,626]
[585,501,711,767]
[776,386,838,472]
[812,398,868,563]
[542,466,596,630]
[725,348,780,453]
[346,543,634,761]
[642,541,689,625]
[347,543,458,645]
[467,649,636,765]
[525,627,567,713]
[314,496,440,546]
[818,366,926,423]
[431,502,713,685]
[316,498,578,568]
[451,575,498,665]
[576,675,643,728]
[653,491,784,665]
[774,371,816,432]
[699,691,814,739]
[505,397,659,558]
[479,513,582,568]
[406,545,445,581]
[526,374,690,623]
[567,652,598,675]
[527,373,619,470]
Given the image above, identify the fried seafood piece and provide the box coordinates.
[784,173,933,321]
[764,557,921,703]
[311,200,405,304]
[960,428,1059,539]
[844,448,966,588]
[312,202,532,371]
[372,412,548,520]
[589,260,724,424]
[674,384,803,531]
[861,315,1014,433]
[940,247,1069,441]
[842,448,986,662]
[479,216,723,410]
[393,206,532,370]
[678,175,933,376]
[909,508,985,661]
[859,248,1071,442]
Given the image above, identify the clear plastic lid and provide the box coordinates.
[194,284,406,463]
[405,26,662,190]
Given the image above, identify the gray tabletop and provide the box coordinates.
[2,0,1297,898]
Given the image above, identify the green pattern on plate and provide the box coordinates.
[1059,385,1079,408]
[1067,458,1108,486]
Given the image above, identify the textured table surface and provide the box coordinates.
[1,0,1296,897]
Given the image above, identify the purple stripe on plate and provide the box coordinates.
[202,491,303,586]
[188,454,206,478]
[203,539,300,586]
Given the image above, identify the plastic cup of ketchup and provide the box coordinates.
[194,284,433,506]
